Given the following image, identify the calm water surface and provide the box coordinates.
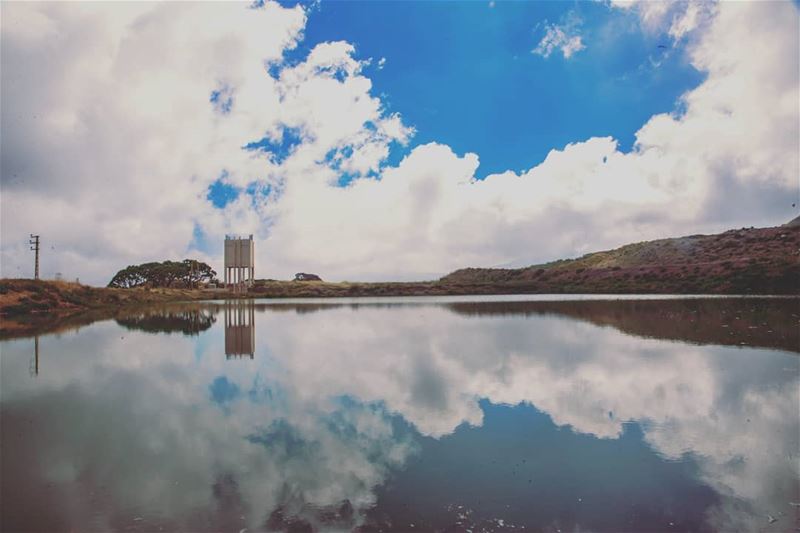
[1,296,798,532]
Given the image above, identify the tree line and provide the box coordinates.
[108,260,217,288]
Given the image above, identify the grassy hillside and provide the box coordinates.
[442,223,800,294]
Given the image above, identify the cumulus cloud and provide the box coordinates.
[0,2,306,282]
[0,1,797,284]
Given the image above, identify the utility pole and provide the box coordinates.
[29,234,40,280]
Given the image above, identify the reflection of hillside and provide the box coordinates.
[248,298,799,353]
[445,298,800,353]
[116,308,217,335]
[0,308,115,341]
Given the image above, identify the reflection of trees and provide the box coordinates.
[445,298,800,353]
[116,309,217,335]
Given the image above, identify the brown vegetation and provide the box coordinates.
[0,280,212,337]
[442,224,800,295]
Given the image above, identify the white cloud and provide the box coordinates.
[668,2,703,40]
[0,2,306,282]
[260,0,796,281]
[610,0,714,40]
[0,1,797,284]
[532,17,586,59]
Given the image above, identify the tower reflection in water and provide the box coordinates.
[224,300,255,359]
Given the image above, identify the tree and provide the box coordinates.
[107,264,148,288]
[182,259,216,287]
[108,259,217,288]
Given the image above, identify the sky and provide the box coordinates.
[1,0,798,284]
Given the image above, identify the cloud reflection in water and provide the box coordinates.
[1,297,797,531]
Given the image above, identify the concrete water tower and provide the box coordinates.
[224,234,254,287]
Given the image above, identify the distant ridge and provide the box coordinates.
[441,223,800,294]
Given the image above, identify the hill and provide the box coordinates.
[441,223,800,294]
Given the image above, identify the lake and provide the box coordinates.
[1,295,798,532]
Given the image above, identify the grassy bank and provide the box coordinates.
[0,280,215,337]
[0,279,209,316]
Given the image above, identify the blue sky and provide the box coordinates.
[272,0,703,178]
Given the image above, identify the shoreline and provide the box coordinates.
[3,278,800,316]
[2,278,799,340]
[2,287,797,353]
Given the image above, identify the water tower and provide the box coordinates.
[224,234,254,288]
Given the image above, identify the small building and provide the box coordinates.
[294,272,322,281]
